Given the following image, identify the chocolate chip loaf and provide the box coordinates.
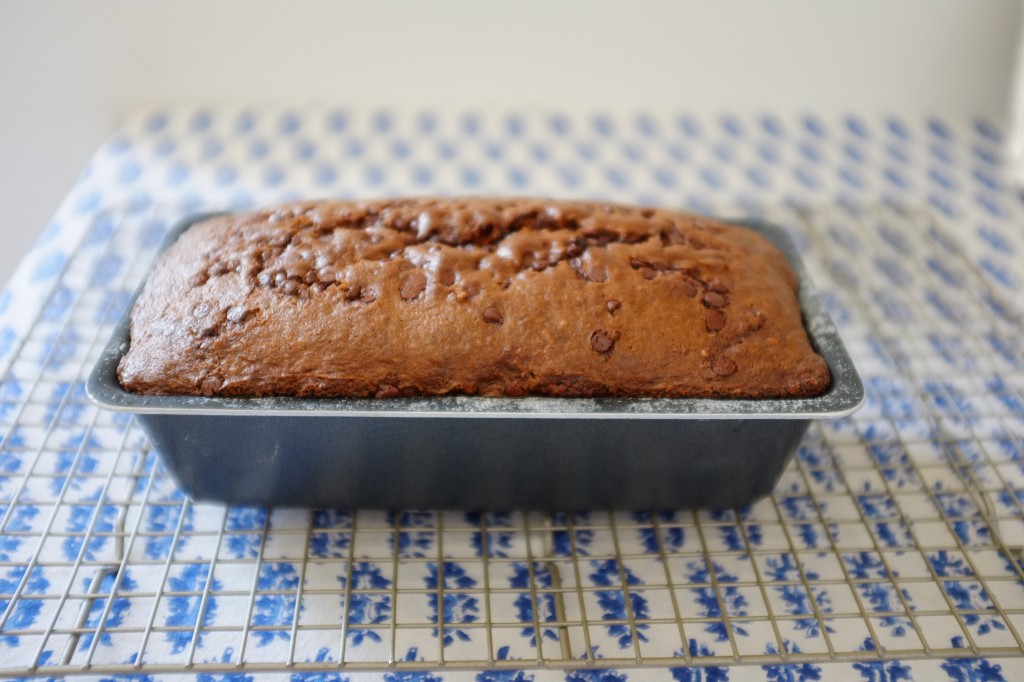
[117,198,830,398]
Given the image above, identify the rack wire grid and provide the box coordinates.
[0,202,1022,677]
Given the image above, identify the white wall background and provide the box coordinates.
[0,0,1020,286]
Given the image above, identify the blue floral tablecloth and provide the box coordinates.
[0,107,1022,681]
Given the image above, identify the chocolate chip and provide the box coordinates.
[439,268,456,286]
[681,277,698,298]
[590,330,615,353]
[483,306,504,324]
[464,281,482,299]
[702,291,728,308]
[199,375,222,396]
[712,357,737,376]
[706,278,729,294]
[641,266,658,280]
[606,300,622,314]
[344,285,362,301]
[705,309,726,331]
[226,305,248,323]
[565,242,583,258]
[192,302,211,318]
[400,270,428,300]
[588,265,609,282]
[630,257,646,269]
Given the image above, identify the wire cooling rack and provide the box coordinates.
[0,203,1022,676]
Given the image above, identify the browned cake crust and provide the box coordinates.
[117,197,830,399]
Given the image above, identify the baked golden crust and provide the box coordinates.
[118,197,830,398]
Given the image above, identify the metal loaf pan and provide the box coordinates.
[87,214,864,510]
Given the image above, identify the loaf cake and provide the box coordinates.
[117,197,830,399]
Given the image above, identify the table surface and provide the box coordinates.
[0,107,1022,681]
